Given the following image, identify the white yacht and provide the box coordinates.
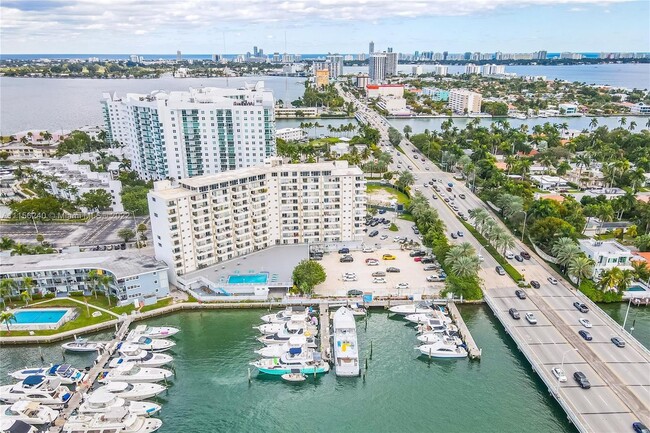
[250,351,330,376]
[405,311,452,325]
[61,337,105,353]
[128,325,179,340]
[416,341,468,358]
[1,420,37,433]
[417,332,463,346]
[388,301,433,316]
[333,307,360,377]
[348,303,367,317]
[79,392,161,417]
[0,401,59,425]
[416,318,458,335]
[108,344,173,368]
[93,382,166,401]
[98,364,173,384]
[0,376,72,408]
[260,307,311,324]
[257,326,317,346]
[9,364,85,385]
[128,336,175,353]
[255,318,318,336]
[62,408,162,433]
[255,336,311,358]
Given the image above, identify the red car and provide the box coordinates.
[413,257,422,262]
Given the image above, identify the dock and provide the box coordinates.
[319,303,331,362]
[447,302,481,360]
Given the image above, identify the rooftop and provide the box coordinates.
[0,250,168,279]
[578,239,633,256]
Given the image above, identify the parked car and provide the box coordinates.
[409,250,426,257]
[367,260,379,266]
[372,277,387,284]
[372,271,386,277]
[396,283,409,290]
[578,330,593,341]
[633,422,649,433]
[459,194,466,199]
[495,266,506,275]
[362,247,375,253]
[611,336,626,348]
[573,302,589,313]
[342,276,358,282]
[525,313,537,324]
[514,255,524,262]
[530,280,541,289]
[427,275,444,282]
[509,308,520,319]
[378,209,386,214]
[347,289,363,297]
[369,230,379,237]
[338,248,350,254]
[380,235,389,240]
[382,254,396,260]
[386,267,400,273]
[423,265,439,271]
[515,290,527,299]
[547,276,558,285]
[340,255,354,263]
[520,251,531,260]
[573,371,591,389]
[552,367,567,382]
[421,257,435,264]
[413,257,423,262]
[579,318,592,328]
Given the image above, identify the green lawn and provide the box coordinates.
[366,184,410,205]
[398,213,415,222]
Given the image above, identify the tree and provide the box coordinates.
[403,125,412,139]
[35,234,44,245]
[0,278,17,306]
[0,311,16,334]
[551,237,581,272]
[87,269,99,299]
[121,185,150,215]
[450,255,480,278]
[20,290,32,306]
[395,170,415,190]
[292,259,326,294]
[80,189,113,211]
[631,260,650,283]
[528,217,576,252]
[387,127,403,147]
[117,228,136,243]
[9,197,63,219]
[634,234,650,252]
[98,275,114,306]
[568,256,594,287]
[599,268,622,292]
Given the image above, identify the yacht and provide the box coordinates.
[250,351,330,376]
[98,364,173,384]
[0,376,72,408]
[405,311,452,325]
[0,420,37,433]
[416,318,458,334]
[108,344,173,368]
[9,364,85,385]
[128,336,176,353]
[332,307,360,377]
[79,392,161,417]
[257,326,317,346]
[93,382,166,401]
[255,336,313,358]
[416,332,463,346]
[61,338,105,353]
[62,408,162,433]
[388,301,433,316]
[348,303,367,317]
[416,342,468,358]
[128,325,179,340]
[0,401,59,425]
[260,307,311,324]
[255,318,318,336]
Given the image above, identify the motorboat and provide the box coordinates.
[0,376,72,408]
[9,364,85,385]
[260,307,311,324]
[108,344,173,368]
[0,401,59,425]
[61,338,105,353]
[333,307,360,377]
[416,318,458,335]
[416,332,463,346]
[348,303,367,317]
[62,408,162,433]
[79,392,161,417]
[405,311,452,325]
[93,382,166,401]
[250,352,330,376]
[281,372,307,382]
[254,336,315,358]
[255,318,318,336]
[416,341,468,358]
[98,364,173,384]
[128,336,176,353]
[0,420,37,433]
[128,325,179,340]
[388,301,433,316]
[257,326,317,346]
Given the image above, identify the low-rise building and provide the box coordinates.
[449,89,482,114]
[0,143,58,160]
[529,175,568,191]
[422,87,449,101]
[366,84,404,99]
[275,107,319,118]
[275,128,306,141]
[578,239,634,277]
[0,250,170,304]
[559,103,578,114]
[377,96,408,115]
[629,102,650,115]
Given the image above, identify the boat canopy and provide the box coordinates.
[23,375,46,387]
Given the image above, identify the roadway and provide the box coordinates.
[338,83,650,432]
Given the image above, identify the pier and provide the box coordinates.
[319,303,332,362]
[447,302,481,360]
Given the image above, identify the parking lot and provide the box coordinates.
[314,211,445,297]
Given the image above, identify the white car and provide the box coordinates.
[394,236,402,242]
[367,260,380,266]
[579,318,592,328]
[396,282,409,290]
[525,313,537,324]
[477,254,484,262]
[362,247,375,253]
[505,251,514,259]
[373,277,387,284]
[342,276,358,282]
[552,367,567,382]
[380,235,389,240]
[547,277,558,285]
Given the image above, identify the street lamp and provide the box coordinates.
[559,348,579,394]
[622,296,633,330]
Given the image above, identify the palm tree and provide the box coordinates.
[496,234,516,255]
[618,117,627,128]
[21,277,36,296]
[599,268,622,292]
[468,209,490,234]
[568,256,594,287]
[589,118,598,130]
[42,131,53,141]
[574,154,591,189]
[87,270,99,299]
[0,278,17,306]
[0,311,16,334]
[631,260,650,283]
[617,269,635,293]
[450,256,480,278]
[628,121,637,131]
[98,275,114,307]
[20,290,32,306]
[552,238,581,273]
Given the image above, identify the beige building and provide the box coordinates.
[0,143,57,160]
[315,69,329,88]
[449,89,482,114]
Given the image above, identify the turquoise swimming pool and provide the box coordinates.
[628,285,647,292]
[227,273,269,284]
[14,309,68,324]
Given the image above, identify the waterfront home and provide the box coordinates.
[578,239,634,278]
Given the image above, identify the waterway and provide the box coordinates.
[0,307,578,433]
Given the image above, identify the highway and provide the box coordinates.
[338,83,650,432]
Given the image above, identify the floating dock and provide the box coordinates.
[447,302,482,360]
[319,303,331,362]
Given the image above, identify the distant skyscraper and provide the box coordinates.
[369,53,387,82]
[211,54,221,62]
[176,50,182,62]
[369,41,375,54]
[464,52,472,60]
[385,51,399,76]
[253,46,258,57]
[536,50,548,60]
[443,51,448,61]
[326,54,344,79]
[387,47,393,53]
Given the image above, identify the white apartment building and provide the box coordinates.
[369,53,387,82]
[366,84,404,99]
[148,158,366,283]
[355,73,370,88]
[483,64,506,75]
[578,239,634,278]
[385,52,399,76]
[432,65,448,75]
[102,82,276,181]
[412,66,423,76]
[449,89,483,114]
[465,64,481,75]
[276,128,305,141]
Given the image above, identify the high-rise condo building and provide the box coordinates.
[465,64,481,74]
[326,54,344,79]
[148,158,366,282]
[176,50,182,62]
[369,53,387,82]
[101,82,276,181]
[385,51,399,76]
[449,89,482,114]
[369,41,375,54]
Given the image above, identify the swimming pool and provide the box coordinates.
[10,308,74,330]
[227,273,269,285]
[628,285,647,292]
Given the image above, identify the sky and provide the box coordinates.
[1,0,649,55]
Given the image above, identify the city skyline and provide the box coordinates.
[1,0,649,54]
